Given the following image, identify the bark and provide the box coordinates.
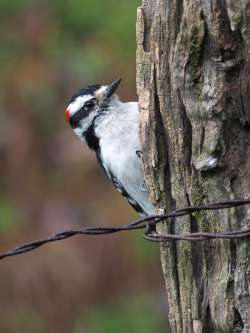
[136,1,250,332]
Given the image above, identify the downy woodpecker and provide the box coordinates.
[65,79,155,216]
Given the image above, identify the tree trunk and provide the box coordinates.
[136,1,250,332]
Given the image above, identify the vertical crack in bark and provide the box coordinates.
[154,75,171,204]
[153,67,184,331]
[175,0,184,40]
[190,212,204,321]
[170,226,183,333]
[204,303,215,333]
[199,126,205,154]
[233,307,244,332]
[141,0,156,52]
[177,89,192,176]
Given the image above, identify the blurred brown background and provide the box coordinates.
[0,1,169,332]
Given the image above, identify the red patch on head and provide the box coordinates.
[65,109,71,123]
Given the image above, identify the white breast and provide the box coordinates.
[96,101,155,216]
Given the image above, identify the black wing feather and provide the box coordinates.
[96,152,144,214]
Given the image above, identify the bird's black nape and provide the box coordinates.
[69,84,101,104]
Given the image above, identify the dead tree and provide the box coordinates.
[136,1,250,332]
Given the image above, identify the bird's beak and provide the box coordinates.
[105,78,122,99]
[95,78,122,103]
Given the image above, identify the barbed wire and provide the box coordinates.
[0,198,250,260]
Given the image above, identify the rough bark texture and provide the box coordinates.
[136,1,250,332]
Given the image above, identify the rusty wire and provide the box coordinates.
[0,198,250,260]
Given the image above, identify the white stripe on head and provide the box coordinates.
[67,94,93,116]
[95,86,108,99]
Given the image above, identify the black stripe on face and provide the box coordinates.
[84,123,100,151]
[69,99,96,128]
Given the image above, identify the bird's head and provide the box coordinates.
[65,79,122,135]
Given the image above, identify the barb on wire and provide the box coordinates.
[0,198,250,261]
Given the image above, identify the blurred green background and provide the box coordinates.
[0,1,169,332]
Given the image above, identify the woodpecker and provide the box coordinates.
[65,79,155,216]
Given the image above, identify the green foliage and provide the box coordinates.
[0,0,140,94]
[0,198,16,233]
[1,306,46,333]
[132,231,159,263]
[74,295,166,333]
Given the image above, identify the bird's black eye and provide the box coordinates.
[69,99,96,129]
[84,100,95,109]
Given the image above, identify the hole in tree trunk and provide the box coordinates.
[234,307,243,332]
[204,304,214,333]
